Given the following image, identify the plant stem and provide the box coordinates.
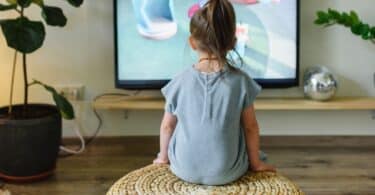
[8,50,18,115]
[15,8,22,14]
[19,8,29,116]
[23,53,28,107]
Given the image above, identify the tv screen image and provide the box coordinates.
[115,0,299,89]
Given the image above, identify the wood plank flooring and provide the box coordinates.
[1,136,375,195]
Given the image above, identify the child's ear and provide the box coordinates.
[189,36,198,50]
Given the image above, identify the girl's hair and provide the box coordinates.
[190,0,239,70]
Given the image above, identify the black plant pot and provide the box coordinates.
[0,104,62,182]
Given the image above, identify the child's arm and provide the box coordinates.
[242,105,276,172]
[153,112,177,164]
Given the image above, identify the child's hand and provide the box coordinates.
[251,162,276,172]
[153,157,169,164]
[153,153,169,164]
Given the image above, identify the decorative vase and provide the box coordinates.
[303,66,338,101]
[0,104,62,182]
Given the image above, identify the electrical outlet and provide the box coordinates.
[55,85,84,101]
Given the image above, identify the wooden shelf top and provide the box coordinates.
[92,96,375,111]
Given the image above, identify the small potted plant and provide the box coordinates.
[0,0,84,182]
[314,8,375,43]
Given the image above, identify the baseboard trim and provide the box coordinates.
[62,136,375,148]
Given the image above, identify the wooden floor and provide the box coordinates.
[2,136,375,195]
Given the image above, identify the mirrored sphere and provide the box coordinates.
[303,66,338,101]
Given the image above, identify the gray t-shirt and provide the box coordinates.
[161,64,262,185]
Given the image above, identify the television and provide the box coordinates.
[114,0,299,89]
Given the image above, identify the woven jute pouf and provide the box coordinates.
[107,164,304,195]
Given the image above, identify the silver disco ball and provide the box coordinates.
[303,66,338,101]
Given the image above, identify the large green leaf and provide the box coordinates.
[6,0,17,4]
[0,3,17,11]
[67,0,83,7]
[42,6,67,27]
[18,0,32,8]
[0,17,45,53]
[32,80,75,120]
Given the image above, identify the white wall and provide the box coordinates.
[1,0,374,136]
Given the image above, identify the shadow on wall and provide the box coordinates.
[336,75,369,96]
[299,0,332,72]
[298,1,326,94]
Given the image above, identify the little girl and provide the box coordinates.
[153,0,276,185]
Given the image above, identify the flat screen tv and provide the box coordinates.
[115,0,299,89]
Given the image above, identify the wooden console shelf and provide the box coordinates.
[93,96,375,111]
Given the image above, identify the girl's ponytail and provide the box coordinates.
[190,0,238,69]
[208,0,236,51]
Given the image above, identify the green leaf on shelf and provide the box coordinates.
[371,27,375,37]
[328,8,340,20]
[42,6,67,27]
[315,9,375,44]
[360,23,370,37]
[315,11,329,25]
[351,23,362,35]
[0,17,45,53]
[314,18,326,25]
[317,11,329,19]
[350,11,360,25]
[342,13,352,27]
[362,33,371,40]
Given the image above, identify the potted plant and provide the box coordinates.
[0,0,84,182]
[314,8,375,43]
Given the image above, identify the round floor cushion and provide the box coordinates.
[107,164,304,195]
